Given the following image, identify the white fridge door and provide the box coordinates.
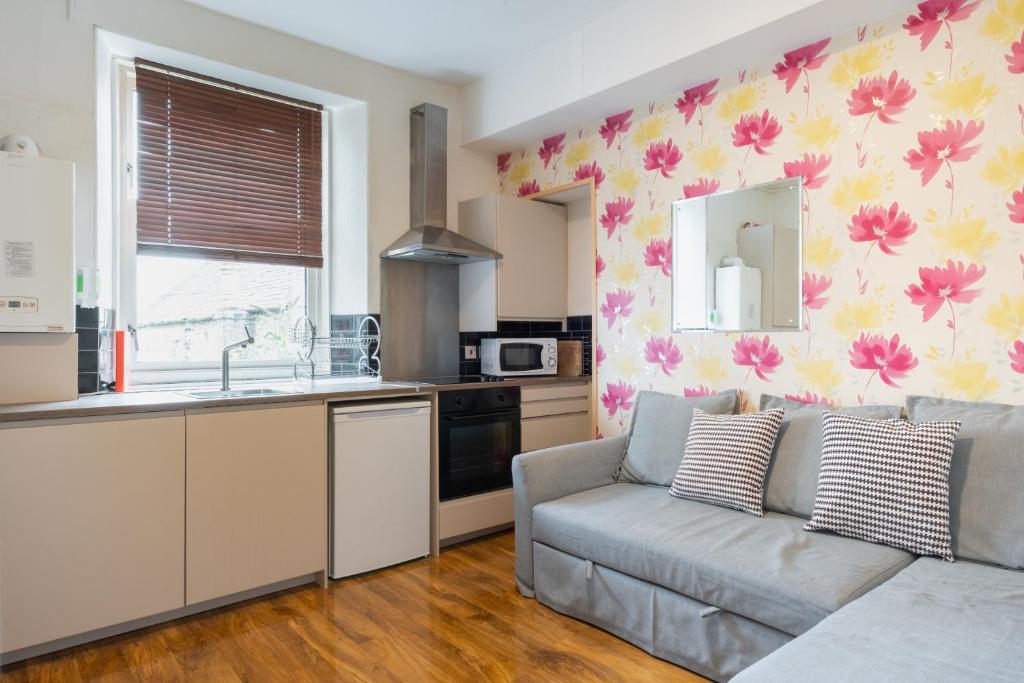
[331,401,432,578]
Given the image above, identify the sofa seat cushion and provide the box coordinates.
[733,558,1024,682]
[532,483,913,636]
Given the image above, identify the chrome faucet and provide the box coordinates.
[222,326,255,391]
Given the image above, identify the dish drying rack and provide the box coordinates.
[289,316,381,380]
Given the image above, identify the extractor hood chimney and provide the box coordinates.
[380,103,502,265]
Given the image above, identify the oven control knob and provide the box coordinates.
[547,358,556,367]
[455,397,464,406]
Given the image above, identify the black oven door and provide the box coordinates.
[499,342,543,373]
[439,408,521,501]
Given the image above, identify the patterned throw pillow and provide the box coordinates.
[669,408,785,516]
[804,411,961,561]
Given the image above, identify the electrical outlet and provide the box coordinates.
[464,345,478,360]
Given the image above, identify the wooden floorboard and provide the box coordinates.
[1,531,708,682]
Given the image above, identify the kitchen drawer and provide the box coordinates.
[522,412,591,452]
[522,381,590,403]
[522,396,590,419]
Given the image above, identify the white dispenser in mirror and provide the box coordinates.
[0,152,75,332]
[715,265,761,330]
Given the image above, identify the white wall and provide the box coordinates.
[0,0,496,314]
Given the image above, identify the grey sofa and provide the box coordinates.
[511,392,1024,682]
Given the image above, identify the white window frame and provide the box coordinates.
[113,61,329,386]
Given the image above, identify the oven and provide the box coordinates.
[438,386,521,501]
[480,338,557,376]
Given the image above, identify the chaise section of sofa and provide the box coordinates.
[733,558,1024,682]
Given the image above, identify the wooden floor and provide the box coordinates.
[1,531,707,682]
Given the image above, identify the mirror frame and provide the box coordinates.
[670,177,803,334]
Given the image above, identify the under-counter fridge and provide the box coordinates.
[330,399,432,578]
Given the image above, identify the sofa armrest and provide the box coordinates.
[511,434,628,596]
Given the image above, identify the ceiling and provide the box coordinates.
[183,0,628,85]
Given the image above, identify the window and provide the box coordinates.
[116,60,326,384]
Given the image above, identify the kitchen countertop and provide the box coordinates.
[0,375,591,423]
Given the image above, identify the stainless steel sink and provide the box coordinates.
[181,388,300,400]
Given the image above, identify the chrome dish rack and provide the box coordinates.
[290,315,381,380]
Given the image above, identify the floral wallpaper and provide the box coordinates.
[497,0,1024,437]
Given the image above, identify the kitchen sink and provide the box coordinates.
[181,388,301,400]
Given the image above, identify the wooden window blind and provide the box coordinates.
[134,59,323,268]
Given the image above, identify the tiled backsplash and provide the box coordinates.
[76,306,116,394]
[329,314,381,376]
[459,316,593,376]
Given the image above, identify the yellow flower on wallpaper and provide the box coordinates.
[981,144,1024,190]
[609,258,641,287]
[932,214,1000,259]
[631,115,668,147]
[636,308,666,334]
[717,84,761,121]
[804,235,842,271]
[933,359,1001,401]
[831,299,885,338]
[633,215,665,241]
[693,354,729,385]
[612,168,641,195]
[980,0,1024,44]
[793,115,840,152]
[690,144,728,176]
[929,73,998,119]
[509,159,532,185]
[828,42,888,88]
[564,140,593,167]
[793,357,843,395]
[984,293,1024,341]
[614,355,642,382]
[830,171,885,213]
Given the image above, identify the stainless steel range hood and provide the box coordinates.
[381,103,502,265]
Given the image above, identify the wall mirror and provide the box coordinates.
[671,178,802,333]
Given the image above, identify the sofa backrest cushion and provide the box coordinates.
[760,395,902,518]
[906,395,1024,569]
[617,390,738,486]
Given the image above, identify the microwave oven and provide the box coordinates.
[481,338,557,376]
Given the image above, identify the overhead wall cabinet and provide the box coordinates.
[0,414,186,653]
[459,194,568,329]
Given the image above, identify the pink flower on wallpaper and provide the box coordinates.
[644,336,683,376]
[847,71,917,123]
[497,152,511,175]
[784,391,835,407]
[601,381,636,417]
[802,272,832,310]
[782,153,831,189]
[516,179,540,197]
[643,238,672,276]
[732,110,782,156]
[903,0,979,50]
[595,344,606,367]
[573,161,605,189]
[595,255,606,278]
[600,289,635,329]
[904,120,984,186]
[643,139,682,178]
[1007,31,1024,74]
[600,197,635,238]
[849,332,918,388]
[684,385,714,397]
[732,335,783,381]
[848,202,918,255]
[905,260,985,322]
[1008,188,1024,223]
[772,38,830,93]
[537,133,566,168]
[675,79,719,124]
[598,109,633,148]
[1009,340,1024,374]
[683,178,720,198]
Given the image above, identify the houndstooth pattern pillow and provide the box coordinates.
[669,408,785,516]
[804,411,961,561]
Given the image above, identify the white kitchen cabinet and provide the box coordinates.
[521,382,592,452]
[459,194,568,329]
[0,413,185,653]
[185,402,327,605]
